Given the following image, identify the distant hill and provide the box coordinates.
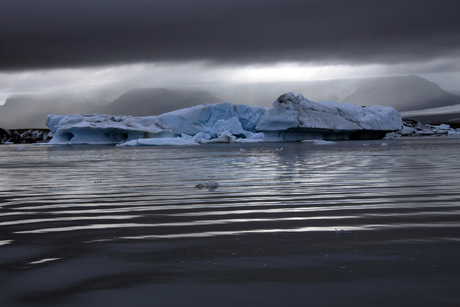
[205,79,358,107]
[0,94,99,129]
[342,75,460,112]
[103,88,221,116]
[0,88,222,129]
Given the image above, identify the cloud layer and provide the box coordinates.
[2,0,459,70]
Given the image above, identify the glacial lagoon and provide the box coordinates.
[1,138,460,306]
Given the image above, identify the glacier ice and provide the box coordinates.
[46,93,403,145]
[257,93,402,141]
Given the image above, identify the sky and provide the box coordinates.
[1,0,460,106]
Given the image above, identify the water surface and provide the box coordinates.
[1,139,460,306]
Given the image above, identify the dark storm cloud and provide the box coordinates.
[1,0,459,70]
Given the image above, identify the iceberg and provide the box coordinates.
[46,93,402,145]
[257,93,402,141]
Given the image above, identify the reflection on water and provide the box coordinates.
[1,139,460,306]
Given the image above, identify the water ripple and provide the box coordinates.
[1,140,460,246]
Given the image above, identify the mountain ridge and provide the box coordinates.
[102,88,221,116]
[342,75,460,112]
[1,76,460,129]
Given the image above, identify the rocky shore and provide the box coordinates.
[0,128,52,144]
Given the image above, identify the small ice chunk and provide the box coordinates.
[195,180,219,192]
[192,132,211,143]
[202,133,235,143]
[118,137,197,147]
[312,140,336,145]
[206,180,219,189]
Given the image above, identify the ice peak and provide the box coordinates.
[275,92,307,105]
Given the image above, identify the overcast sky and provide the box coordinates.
[1,0,459,105]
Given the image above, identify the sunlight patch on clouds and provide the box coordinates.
[1,59,459,105]
[0,62,384,95]
[228,63,386,83]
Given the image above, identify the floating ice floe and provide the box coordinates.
[385,119,460,138]
[118,137,198,147]
[46,92,403,146]
[303,140,337,145]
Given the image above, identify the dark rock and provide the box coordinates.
[0,129,52,144]
[0,127,11,143]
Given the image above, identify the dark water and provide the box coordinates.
[1,139,460,306]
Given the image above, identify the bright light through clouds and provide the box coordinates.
[229,63,386,83]
[1,0,459,107]
[1,57,459,105]
[0,62,414,103]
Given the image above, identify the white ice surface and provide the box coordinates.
[117,137,197,147]
[303,140,337,145]
[256,93,402,131]
[46,93,402,145]
[386,122,460,138]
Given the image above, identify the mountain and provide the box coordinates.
[0,88,222,129]
[0,94,99,129]
[342,75,460,112]
[201,79,358,107]
[102,88,221,116]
